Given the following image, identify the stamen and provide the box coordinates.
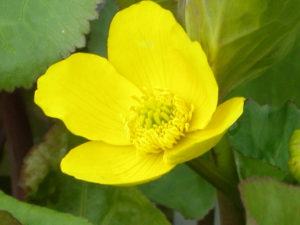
[125,89,193,154]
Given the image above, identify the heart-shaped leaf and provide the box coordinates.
[228,100,300,171]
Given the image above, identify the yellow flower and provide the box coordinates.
[34,1,245,185]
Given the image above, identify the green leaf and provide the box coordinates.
[139,164,216,220]
[0,210,23,225]
[228,100,300,171]
[100,187,171,225]
[0,0,101,91]
[86,0,118,57]
[32,173,171,225]
[234,151,287,181]
[0,191,93,225]
[184,0,300,97]
[228,37,300,107]
[240,179,300,225]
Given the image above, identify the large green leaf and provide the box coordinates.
[139,164,216,220]
[240,179,300,225]
[0,191,93,225]
[184,0,300,97]
[0,0,101,91]
[228,100,300,171]
[32,173,171,225]
[228,37,300,107]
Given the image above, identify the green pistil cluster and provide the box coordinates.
[126,90,193,154]
[138,100,173,129]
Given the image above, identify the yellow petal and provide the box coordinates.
[164,97,245,164]
[35,53,142,145]
[61,141,175,185]
[108,1,218,130]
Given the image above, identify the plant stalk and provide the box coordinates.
[187,137,245,225]
[0,91,33,199]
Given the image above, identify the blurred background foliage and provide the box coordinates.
[0,0,300,224]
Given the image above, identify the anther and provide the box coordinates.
[125,89,193,154]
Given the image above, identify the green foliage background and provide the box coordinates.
[0,0,300,224]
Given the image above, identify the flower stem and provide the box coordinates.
[187,137,245,225]
[0,91,33,199]
[187,155,237,203]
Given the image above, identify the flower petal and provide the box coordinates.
[35,53,142,145]
[61,141,175,185]
[164,97,245,164]
[108,1,218,130]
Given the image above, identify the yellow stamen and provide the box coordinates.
[125,89,193,154]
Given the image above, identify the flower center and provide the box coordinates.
[125,89,193,154]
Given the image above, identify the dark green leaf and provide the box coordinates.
[32,173,171,225]
[0,0,101,91]
[139,164,216,220]
[86,0,118,57]
[184,0,300,97]
[115,0,178,12]
[0,191,93,225]
[0,210,23,225]
[228,100,300,171]
[228,37,300,107]
[240,179,300,225]
[114,0,139,8]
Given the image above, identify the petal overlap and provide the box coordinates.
[164,97,245,164]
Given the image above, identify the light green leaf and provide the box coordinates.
[0,191,93,225]
[184,0,300,97]
[0,210,23,225]
[0,0,101,91]
[234,151,287,181]
[240,179,300,225]
[228,100,300,171]
[32,173,171,225]
[228,37,300,107]
[139,164,216,220]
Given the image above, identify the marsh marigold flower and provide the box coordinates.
[35,1,245,185]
